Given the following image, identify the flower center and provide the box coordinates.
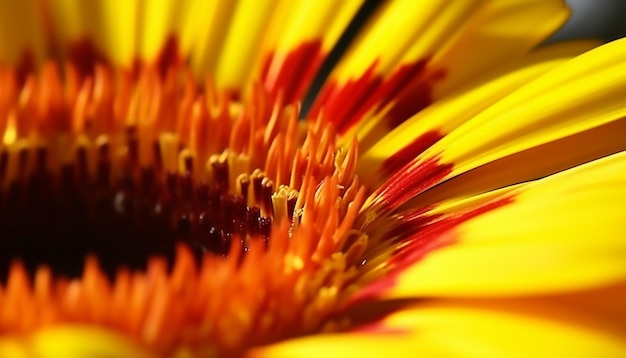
[0,62,369,355]
[0,142,275,282]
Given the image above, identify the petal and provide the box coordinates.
[246,328,434,358]
[211,0,279,90]
[307,0,483,131]
[255,0,362,103]
[411,116,626,207]
[309,0,569,133]
[365,150,626,299]
[431,0,570,95]
[47,0,139,66]
[330,1,482,81]
[377,0,571,127]
[185,0,238,79]
[394,291,626,358]
[356,40,599,182]
[136,0,192,62]
[367,38,626,212]
[435,37,626,179]
[190,0,361,95]
[250,283,626,357]
[0,325,155,358]
[0,0,46,67]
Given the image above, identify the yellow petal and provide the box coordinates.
[309,0,568,133]
[250,283,626,358]
[395,294,626,358]
[332,1,482,81]
[410,116,626,207]
[308,0,482,130]
[0,0,46,67]
[431,0,569,96]
[186,0,237,80]
[393,291,626,358]
[246,328,434,358]
[356,40,599,183]
[0,325,155,358]
[47,0,138,66]
[213,0,278,91]
[436,37,626,179]
[255,0,362,102]
[367,151,626,299]
[187,0,361,94]
[366,38,626,212]
[137,0,193,63]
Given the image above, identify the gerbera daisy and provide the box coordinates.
[0,0,624,357]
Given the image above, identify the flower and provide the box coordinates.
[0,0,625,357]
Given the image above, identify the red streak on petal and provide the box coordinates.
[387,205,442,240]
[391,196,515,270]
[374,62,428,112]
[309,59,444,134]
[131,35,182,79]
[154,35,181,78]
[69,36,181,79]
[385,67,446,128]
[381,130,445,177]
[350,195,516,304]
[261,41,325,105]
[14,51,35,84]
[374,156,454,213]
[308,60,380,130]
[67,38,110,78]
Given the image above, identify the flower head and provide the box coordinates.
[0,1,625,357]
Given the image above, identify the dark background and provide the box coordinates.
[553,0,626,42]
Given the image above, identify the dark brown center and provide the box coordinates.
[0,146,272,283]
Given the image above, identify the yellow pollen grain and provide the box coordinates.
[158,132,179,173]
[272,185,298,222]
[285,254,305,272]
[2,112,16,145]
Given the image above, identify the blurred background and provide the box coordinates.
[553,0,626,42]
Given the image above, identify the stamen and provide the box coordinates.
[0,61,370,356]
